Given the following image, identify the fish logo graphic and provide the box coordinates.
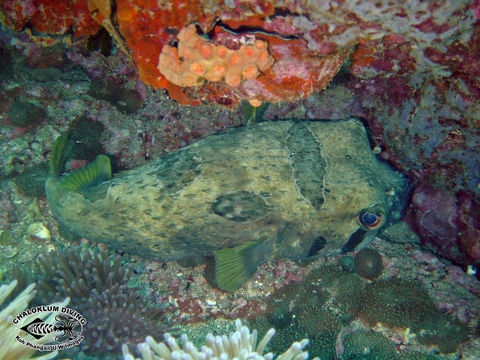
[13,305,86,352]
[20,314,82,342]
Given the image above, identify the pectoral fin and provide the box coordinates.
[214,239,265,292]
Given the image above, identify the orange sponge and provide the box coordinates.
[158,24,274,87]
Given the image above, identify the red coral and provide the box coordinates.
[113,0,348,107]
[414,17,452,34]
[406,184,480,266]
[424,26,480,100]
[0,0,99,36]
[1,0,350,107]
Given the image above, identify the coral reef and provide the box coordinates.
[79,285,166,355]
[0,1,480,359]
[1,0,475,108]
[353,248,384,280]
[252,260,473,358]
[1,0,351,107]
[158,24,274,89]
[33,246,168,356]
[2,1,478,265]
[14,163,49,198]
[342,329,397,360]
[356,278,436,329]
[257,278,337,359]
[35,246,131,301]
[0,280,69,360]
[308,265,366,323]
[7,101,47,128]
[268,70,480,268]
[122,319,313,360]
[406,184,480,266]
[114,1,349,107]
[356,278,470,353]
[0,0,98,37]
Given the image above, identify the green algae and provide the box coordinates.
[14,163,48,197]
[343,329,398,360]
[8,101,47,127]
[88,79,143,114]
[260,264,470,359]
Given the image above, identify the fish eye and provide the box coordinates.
[358,209,384,230]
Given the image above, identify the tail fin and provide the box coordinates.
[59,155,112,192]
[49,134,111,192]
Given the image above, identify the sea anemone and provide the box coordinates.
[33,245,168,356]
[122,320,313,360]
[35,245,132,302]
[78,285,166,355]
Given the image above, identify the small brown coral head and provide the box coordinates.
[354,248,384,280]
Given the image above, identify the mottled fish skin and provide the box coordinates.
[46,119,405,263]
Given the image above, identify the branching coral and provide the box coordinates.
[122,319,313,360]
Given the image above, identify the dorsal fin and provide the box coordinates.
[241,100,269,125]
[49,134,73,177]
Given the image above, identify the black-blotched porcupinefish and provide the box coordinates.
[46,119,406,291]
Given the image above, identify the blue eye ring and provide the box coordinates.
[358,210,384,229]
